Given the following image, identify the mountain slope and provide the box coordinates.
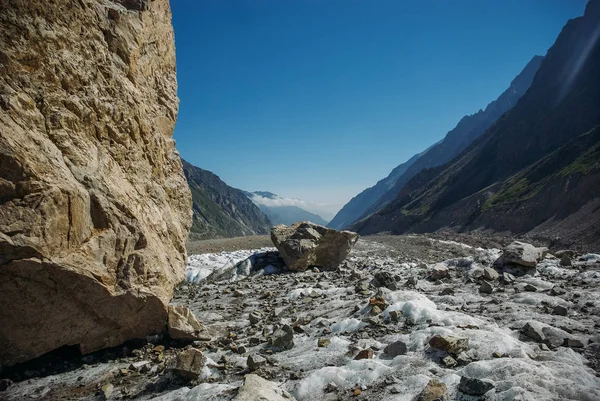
[182,160,271,239]
[245,191,329,226]
[352,1,600,248]
[330,55,543,230]
[327,152,422,229]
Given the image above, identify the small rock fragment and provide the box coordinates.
[247,354,267,371]
[442,355,457,367]
[318,338,331,348]
[354,349,374,360]
[415,379,448,401]
[428,335,468,354]
[483,267,499,281]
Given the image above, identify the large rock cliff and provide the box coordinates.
[0,0,191,366]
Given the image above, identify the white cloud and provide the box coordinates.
[248,193,336,220]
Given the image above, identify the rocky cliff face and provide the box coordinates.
[353,0,600,249]
[183,160,271,240]
[330,56,543,230]
[0,0,191,366]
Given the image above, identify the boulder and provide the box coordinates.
[0,0,191,366]
[233,374,296,401]
[479,281,494,294]
[171,348,206,380]
[168,306,209,341]
[270,222,359,271]
[499,241,547,267]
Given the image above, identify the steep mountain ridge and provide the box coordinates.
[329,55,543,230]
[183,160,271,239]
[352,1,600,248]
[245,191,329,226]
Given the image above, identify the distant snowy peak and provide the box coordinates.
[244,191,329,226]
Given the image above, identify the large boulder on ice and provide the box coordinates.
[270,222,359,271]
[497,241,547,267]
[0,0,191,366]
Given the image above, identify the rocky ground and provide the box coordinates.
[2,235,600,400]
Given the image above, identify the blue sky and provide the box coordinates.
[171,0,586,220]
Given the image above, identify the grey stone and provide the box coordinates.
[272,325,294,350]
[479,281,494,294]
[552,305,568,316]
[483,267,499,281]
[383,340,408,357]
[247,354,267,371]
[458,376,495,396]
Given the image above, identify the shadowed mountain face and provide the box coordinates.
[352,0,600,249]
[244,191,329,226]
[329,55,543,230]
[182,160,271,239]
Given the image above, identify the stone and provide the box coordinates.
[564,338,584,348]
[560,254,573,267]
[442,355,457,367]
[479,281,494,294]
[383,340,408,357]
[0,379,13,392]
[0,0,191,366]
[247,354,267,371]
[270,222,359,271]
[552,305,568,316]
[430,264,450,280]
[500,241,546,267]
[502,272,516,284]
[483,267,499,281]
[555,250,575,259]
[414,379,448,401]
[439,288,454,296]
[168,305,208,340]
[372,271,398,290]
[171,348,206,380]
[318,338,331,348]
[233,374,296,401]
[272,325,294,350]
[389,310,402,321]
[428,335,468,354]
[101,383,114,400]
[521,321,545,342]
[354,349,374,360]
[524,284,538,292]
[249,312,262,325]
[458,376,495,396]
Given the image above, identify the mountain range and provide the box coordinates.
[328,55,544,230]
[351,0,600,249]
[182,160,272,240]
[244,191,329,226]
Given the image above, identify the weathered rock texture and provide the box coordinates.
[0,0,191,366]
[271,222,359,271]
